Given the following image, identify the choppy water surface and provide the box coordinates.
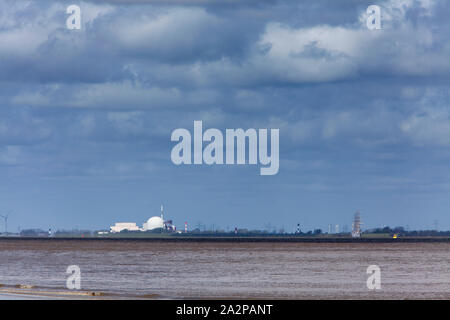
[0,240,448,299]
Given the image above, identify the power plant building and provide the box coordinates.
[110,222,140,233]
[143,216,164,231]
[110,205,175,233]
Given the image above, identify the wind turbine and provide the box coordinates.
[0,212,9,234]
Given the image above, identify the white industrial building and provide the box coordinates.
[110,205,175,233]
[110,222,140,233]
[143,216,164,230]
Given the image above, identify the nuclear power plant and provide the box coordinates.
[108,207,366,236]
[110,205,176,233]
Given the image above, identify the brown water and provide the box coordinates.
[0,240,448,299]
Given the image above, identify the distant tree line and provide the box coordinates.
[19,229,92,237]
[366,226,450,236]
[17,226,450,237]
[20,229,49,237]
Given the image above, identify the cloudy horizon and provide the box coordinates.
[1,0,450,232]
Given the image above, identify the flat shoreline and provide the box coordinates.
[0,236,449,243]
[0,287,108,300]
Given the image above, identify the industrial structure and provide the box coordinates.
[110,222,141,233]
[110,205,176,233]
[351,211,362,238]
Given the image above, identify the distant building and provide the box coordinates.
[143,216,164,231]
[110,222,140,233]
[110,204,176,233]
[142,205,175,231]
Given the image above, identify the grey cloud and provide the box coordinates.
[2,0,450,86]
[2,0,450,230]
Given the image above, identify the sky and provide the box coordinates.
[1,0,450,232]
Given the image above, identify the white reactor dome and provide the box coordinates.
[145,216,164,230]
